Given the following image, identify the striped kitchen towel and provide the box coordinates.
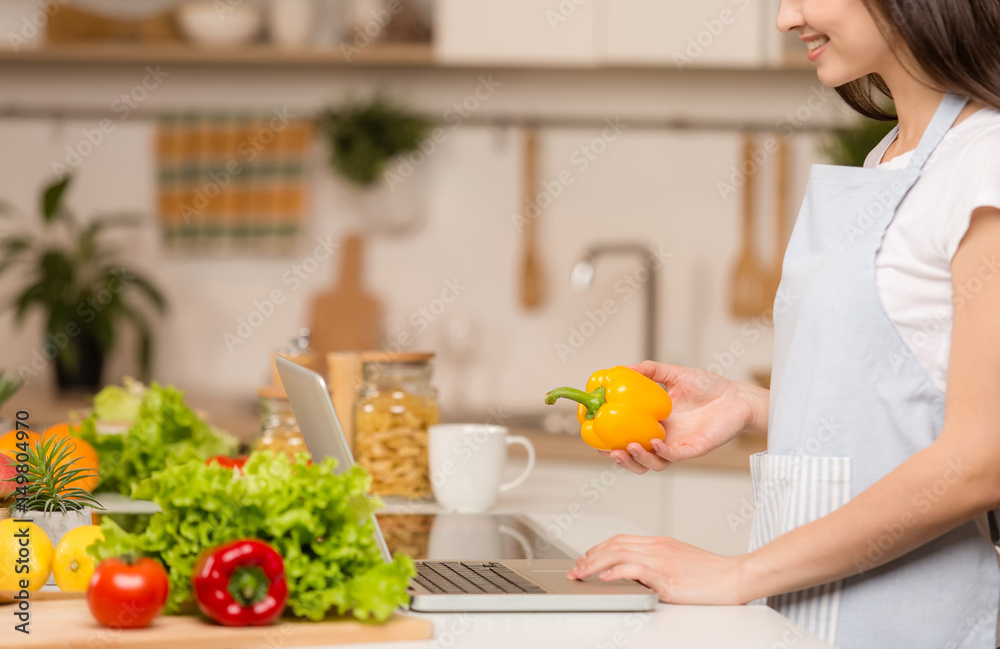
[156,110,313,254]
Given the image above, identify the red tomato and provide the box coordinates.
[206,455,248,470]
[87,556,170,629]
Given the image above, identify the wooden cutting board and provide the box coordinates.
[0,599,433,648]
[0,589,83,604]
[309,233,384,359]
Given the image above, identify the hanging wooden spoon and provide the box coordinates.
[729,133,767,318]
[519,127,545,310]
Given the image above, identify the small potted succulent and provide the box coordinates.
[10,436,104,555]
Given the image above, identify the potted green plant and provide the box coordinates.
[320,98,432,236]
[11,435,104,554]
[0,175,167,391]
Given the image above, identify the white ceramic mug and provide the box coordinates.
[428,424,535,513]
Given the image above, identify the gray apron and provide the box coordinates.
[749,91,1000,648]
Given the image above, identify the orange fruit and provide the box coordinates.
[0,426,100,494]
[58,436,100,494]
[42,423,81,441]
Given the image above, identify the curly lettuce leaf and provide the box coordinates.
[92,377,144,422]
[79,381,237,495]
[89,452,414,622]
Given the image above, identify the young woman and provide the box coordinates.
[567,0,1000,646]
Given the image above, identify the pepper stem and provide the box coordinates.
[228,566,270,607]
[544,385,606,420]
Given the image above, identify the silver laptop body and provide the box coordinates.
[276,356,657,612]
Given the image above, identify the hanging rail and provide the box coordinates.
[0,104,846,134]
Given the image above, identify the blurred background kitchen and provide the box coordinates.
[0,0,889,553]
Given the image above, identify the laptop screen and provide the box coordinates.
[276,356,394,562]
[276,356,571,564]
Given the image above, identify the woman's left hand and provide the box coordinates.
[566,535,749,605]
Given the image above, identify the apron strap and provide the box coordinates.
[867,124,901,168]
[906,91,970,171]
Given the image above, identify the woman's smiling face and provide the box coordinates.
[777,0,895,86]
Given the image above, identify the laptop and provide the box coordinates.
[276,356,658,612]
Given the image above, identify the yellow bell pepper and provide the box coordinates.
[544,366,672,451]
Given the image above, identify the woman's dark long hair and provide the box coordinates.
[838,0,1000,120]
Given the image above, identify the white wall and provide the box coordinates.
[0,63,855,413]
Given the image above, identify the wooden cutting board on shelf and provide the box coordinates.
[0,599,433,648]
[309,233,384,360]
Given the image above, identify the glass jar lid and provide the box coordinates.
[359,351,434,364]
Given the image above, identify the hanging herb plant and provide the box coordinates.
[320,99,431,187]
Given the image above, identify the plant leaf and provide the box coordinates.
[78,214,143,262]
[0,236,34,281]
[12,283,44,325]
[122,270,168,313]
[0,234,33,255]
[0,371,24,409]
[19,435,102,513]
[42,176,72,223]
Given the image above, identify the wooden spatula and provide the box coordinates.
[729,133,768,318]
[519,127,546,310]
[763,136,791,313]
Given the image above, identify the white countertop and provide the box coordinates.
[343,507,833,649]
[95,474,833,649]
[349,604,828,649]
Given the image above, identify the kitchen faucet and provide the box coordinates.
[570,243,660,363]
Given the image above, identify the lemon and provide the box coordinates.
[53,525,104,592]
[0,519,54,591]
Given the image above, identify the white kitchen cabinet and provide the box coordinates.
[434,0,601,66]
[602,0,769,68]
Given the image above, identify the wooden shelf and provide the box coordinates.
[0,41,436,67]
[0,41,820,73]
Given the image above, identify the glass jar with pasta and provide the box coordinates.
[353,351,439,500]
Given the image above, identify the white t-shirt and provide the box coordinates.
[868,105,1000,393]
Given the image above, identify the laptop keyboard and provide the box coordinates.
[413,562,547,595]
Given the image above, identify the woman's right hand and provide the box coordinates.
[601,360,768,475]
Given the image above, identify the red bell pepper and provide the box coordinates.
[192,539,288,626]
